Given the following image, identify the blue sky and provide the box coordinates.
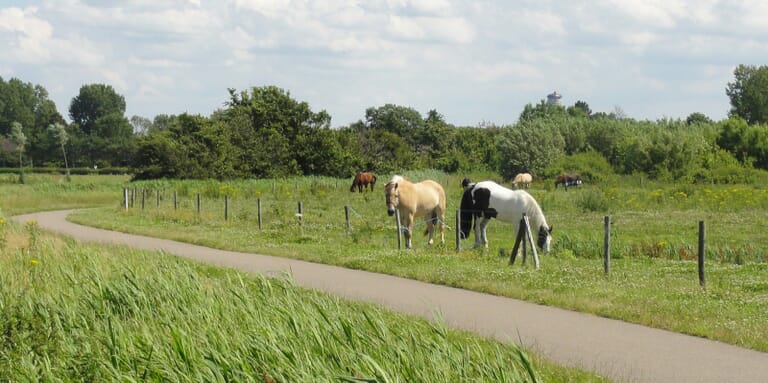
[2,1,767,127]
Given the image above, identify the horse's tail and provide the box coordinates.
[459,187,475,239]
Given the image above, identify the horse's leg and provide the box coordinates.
[479,218,490,248]
[404,213,414,249]
[473,217,486,248]
[425,217,435,245]
[437,211,445,245]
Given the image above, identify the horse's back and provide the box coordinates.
[412,180,446,215]
[514,173,532,183]
[474,181,536,222]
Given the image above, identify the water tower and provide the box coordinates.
[546,91,562,105]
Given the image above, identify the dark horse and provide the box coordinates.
[350,172,377,193]
[555,173,582,190]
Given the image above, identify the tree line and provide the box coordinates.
[2,64,768,183]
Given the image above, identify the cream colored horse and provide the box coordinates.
[513,173,532,189]
[384,175,446,249]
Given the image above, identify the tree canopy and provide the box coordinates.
[5,67,768,185]
[726,64,768,125]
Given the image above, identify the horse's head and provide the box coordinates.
[537,224,553,253]
[384,181,399,216]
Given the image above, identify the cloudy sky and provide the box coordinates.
[1,1,767,128]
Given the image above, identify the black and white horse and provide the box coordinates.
[460,181,553,252]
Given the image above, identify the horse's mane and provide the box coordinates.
[389,175,405,184]
[521,191,549,231]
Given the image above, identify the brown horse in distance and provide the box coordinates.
[555,173,583,190]
[350,172,377,193]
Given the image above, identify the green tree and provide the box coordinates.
[365,104,425,145]
[219,86,335,178]
[130,115,153,136]
[496,121,565,180]
[69,84,134,167]
[9,122,27,183]
[518,100,568,122]
[0,77,65,166]
[686,112,713,125]
[726,64,768,124]
[48,122,71,181]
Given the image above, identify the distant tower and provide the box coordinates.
[547,91,562,105]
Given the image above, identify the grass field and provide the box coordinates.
[63,171,768,352]
[0,174,609,381]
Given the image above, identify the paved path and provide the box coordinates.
[13,210,768,383]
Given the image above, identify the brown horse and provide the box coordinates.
[384,175,446,249]
[350,172,377,193]
[555,173,582,190]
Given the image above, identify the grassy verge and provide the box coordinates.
[0,173,129,216]
[0,219,606,382]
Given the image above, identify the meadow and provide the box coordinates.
[0,173,606,381]
[62,170,768,352]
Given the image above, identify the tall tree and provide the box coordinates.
[69,84,133,167]
[726,64,768,125]
[0,77,64,166]
[221,86,332,177]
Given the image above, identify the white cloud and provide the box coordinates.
[0,7,54,62]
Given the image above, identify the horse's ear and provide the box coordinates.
[549,225,553,234]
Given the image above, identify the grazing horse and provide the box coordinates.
[460,181,552,253]
[384,175,446,249]
[350,172,377,193]
[554,173,582,190]
[512,173,532,189]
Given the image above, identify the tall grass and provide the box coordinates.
[0,217,605,382]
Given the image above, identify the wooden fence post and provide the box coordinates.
[225,195,229,221]
[604,216,611,275]
[510,213,538,269]
[455,209,461,252]
[196,193,201,214]
[156,189,160,207]
[173,191,177,210]
[523,214,539,269]
[123,188,128,211]
[699,221,706,290]
[344,205,351,233]
[257,198,262,230]
[141,189,145,210]
[297,201,303,224]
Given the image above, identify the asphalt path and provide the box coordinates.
[13,210,768,383]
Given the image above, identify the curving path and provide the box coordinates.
[13,210,768,383]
